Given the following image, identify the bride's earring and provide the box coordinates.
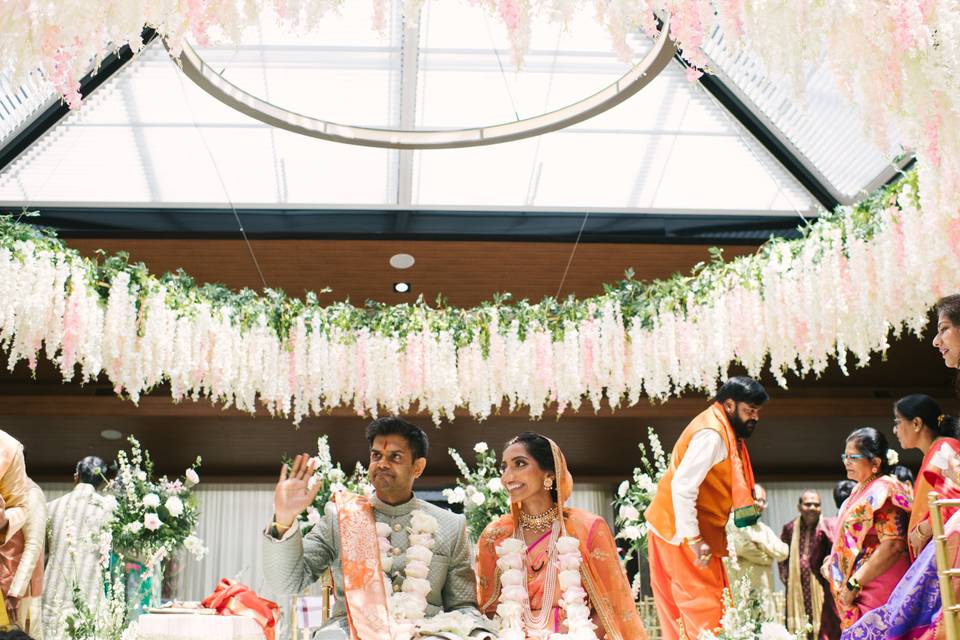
[543,476,554,490]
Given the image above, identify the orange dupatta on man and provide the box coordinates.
[334,491,396,640]
[476,438,647,640]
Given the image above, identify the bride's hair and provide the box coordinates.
[508,432,558,502]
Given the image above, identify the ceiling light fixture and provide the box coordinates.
[165,18,675,149]
[389,253,416,269]
[100,429,123,441]
[393,282,411,294]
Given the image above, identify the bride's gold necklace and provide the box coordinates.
[518,506,558,533]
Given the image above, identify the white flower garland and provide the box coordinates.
[373,509,443,640]
[494,526,598,640]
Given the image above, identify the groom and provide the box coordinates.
[263,416,494,639]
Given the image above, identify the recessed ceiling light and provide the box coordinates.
[389,253,415,269]
[393,282,411,294]
[100,429,123,441]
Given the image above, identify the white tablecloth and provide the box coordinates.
[136,613,265,640]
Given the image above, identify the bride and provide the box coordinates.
[476,432,646,640]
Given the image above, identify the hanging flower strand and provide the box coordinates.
[0,171,952,424]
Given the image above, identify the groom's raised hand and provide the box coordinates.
[273,453,322,532]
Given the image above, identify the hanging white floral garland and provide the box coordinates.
[0,171,953,424]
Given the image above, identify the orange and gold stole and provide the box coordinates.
[335,492,395,640]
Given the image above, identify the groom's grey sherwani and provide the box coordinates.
[263,493,493,639]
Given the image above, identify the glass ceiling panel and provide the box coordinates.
[701,27,899,203]
[0,0,816,215]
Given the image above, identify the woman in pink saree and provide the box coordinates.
[824,427,912,631]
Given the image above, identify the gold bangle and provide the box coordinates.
[272,520,295,533]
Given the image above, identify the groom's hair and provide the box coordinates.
[366,417,429,460]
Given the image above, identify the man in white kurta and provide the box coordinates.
[42,456,114,640]
[724,483,788,617]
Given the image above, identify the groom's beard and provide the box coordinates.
[728,408,757,439]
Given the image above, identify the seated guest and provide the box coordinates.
[780,490,840,639]
[823,427,911,631]
[890,394,960,560]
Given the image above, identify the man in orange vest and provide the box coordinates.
[645,376,768,640]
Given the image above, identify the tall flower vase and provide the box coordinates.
[113,554,165,620]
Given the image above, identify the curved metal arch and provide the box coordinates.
[166,20,676,150]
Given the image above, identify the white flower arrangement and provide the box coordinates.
[612,427,669,596]
[698,578,810,640]
[443,444,510,542]
[887,449,900,466]
[106,436,204,567]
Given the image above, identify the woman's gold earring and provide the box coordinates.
[543,476,554,490]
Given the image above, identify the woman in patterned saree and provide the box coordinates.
[824,427,912,631]
[475,432,646,640]
[840,295,960,640]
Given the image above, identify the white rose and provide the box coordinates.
[501,585,527,602]
[410,510,439,533]
[136,471,147,482]
[486,477,504,492]
[406,545,433,565]
[143,513,162,531]
[500,569,525,586]
[556,536,580,554]
[565,603,591,622]
[184,469,200,486]
[887,449,900,466]
[561,584,587,605]
[496,538,525,555]
[617,480,629,497]
[470,492,486,507]
[327,468,345,482]
[617,525,641,541]
[638,474,657,493]
[401,577,431,597]
[558,569,581,590]
[497,553,524,571]
[496,601,523,619]
[759,622,795,640]
[306,508,321,526]
[376,522,393,538]
[443,487,466,504]
[101,495,118,512]
[558,553,582,571]
[618,505,640,521]
[164,496,184,518]
[408,532,435,549]
[473,442,489,454]
[404,559,430,579]
[142,493,160,509]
